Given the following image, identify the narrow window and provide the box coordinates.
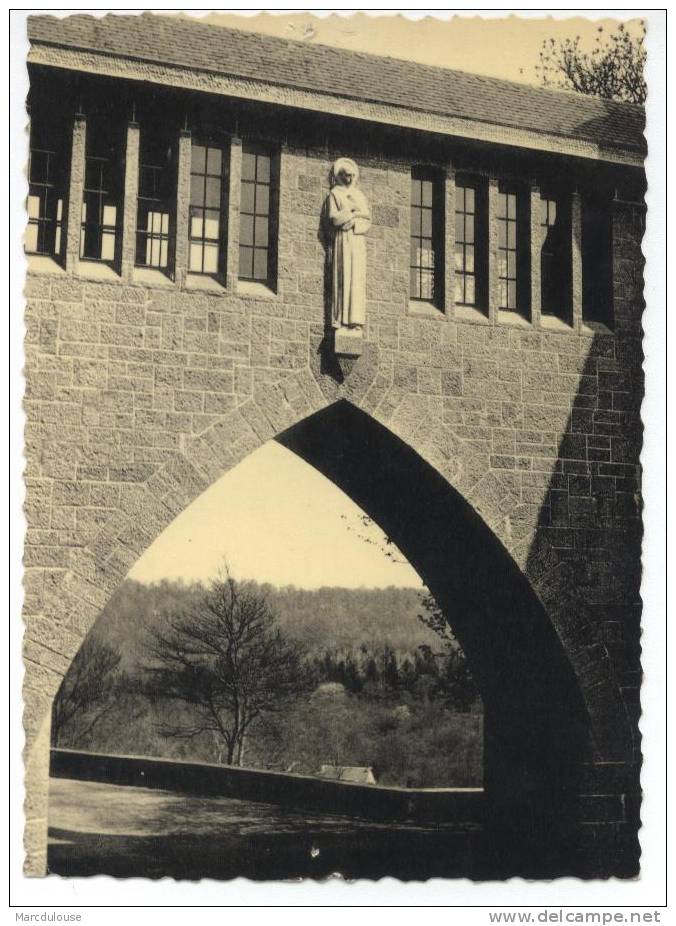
[239,142,276,285]
[25,134,66,260]
[540,193,572,323]
[189,142,227,276]
[454,177,487,312]
[136,130,176,273]
[26,117,68,261]
[497,185,519,312]
[410,168,443,306]
[80,119,124,264]
[582,196,613,327]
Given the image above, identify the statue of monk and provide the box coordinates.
[325,158,371,330]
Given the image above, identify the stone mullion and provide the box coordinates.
[443,165,456,318]
[120,121,140,281]
[571,191,583,331]
[487,177,500,323]
[174,129,192,288]
[226,135,242,289]
[530,182,542,327]
[65,113,86,274]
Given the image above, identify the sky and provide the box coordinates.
[129,442,422,589]
[191,10,642,86]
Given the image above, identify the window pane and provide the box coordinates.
[27,194,41,219]
[191,144,206,174]
[498,223,507,249]
[241,152,256,181]
[465,187,475,213]
[465,246,474,273]
[190,213,204,238]
[455,212,464,241]
[419,270,434,300]
[507,222,516,249]
[466,276,475,305]
[411,208,422,238]
[506,251,515,280]
[85,159,101,190]
[256,155,271,183]
[102,204,117,227]
[411,180,422,206]
[497,193,507,219]
[206,147,222,176]
[203,243,218,274]
[454,247,464,270]
[255,184,269,215]
[421,181,433,207]
[418,245,434,270]
[239,245,253,278]
[240,181,255,213]
[464,218,474,244]
[421,209,432,239]
[255,218,269,247]
[508,281,517,308]
[160,239,168,267]
[30,149,49,181]
[101,231,116,261]
[240,213,254,246]
[190,175,205,206]
[203,210,220,240]
[189,243,203,272]
[507,194,516,219]
[205,177,221,208]
[25,224,38,253]
[253,248,268,281]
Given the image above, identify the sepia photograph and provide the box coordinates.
[13,7,662,898]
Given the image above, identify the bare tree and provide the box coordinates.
[52,637,121,746]
[537,22,646,104]
[144,572,309,766]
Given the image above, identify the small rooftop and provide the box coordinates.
[27,13,646,164]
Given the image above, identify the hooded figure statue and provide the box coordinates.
[325,158,371,329]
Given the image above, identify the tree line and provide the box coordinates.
[52,573,481,785]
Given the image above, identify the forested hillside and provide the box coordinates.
[88,580,441,670]
[55,579,483,787]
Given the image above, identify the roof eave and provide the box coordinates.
[27,40,646,168]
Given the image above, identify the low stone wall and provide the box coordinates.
[50,748,485,824]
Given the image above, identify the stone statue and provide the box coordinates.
[325,158,371,330]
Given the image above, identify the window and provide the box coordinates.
[80,120,123,263]
[26,118,68,260]
[189,143,227,276]
[540,193,572,323]
[136,130,176,272]
[454,178,487,312]
[497,186,519,312]
[24,106,72,261]
[410,168,443,305]
[582,196,613,326]
[239,143,276,284]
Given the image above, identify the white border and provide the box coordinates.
[7,6,667,914]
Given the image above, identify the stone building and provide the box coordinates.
[23,14,646,877]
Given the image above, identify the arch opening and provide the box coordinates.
[276,400,592,804]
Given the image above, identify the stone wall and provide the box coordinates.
[23,138,644,874]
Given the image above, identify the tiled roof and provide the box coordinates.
[27,13,646,158]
